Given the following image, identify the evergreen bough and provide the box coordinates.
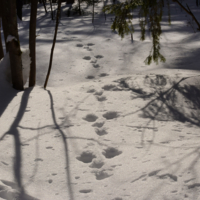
[103,0,171,65]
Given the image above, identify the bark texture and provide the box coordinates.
[29,0,38,87]
[3,0,24,90]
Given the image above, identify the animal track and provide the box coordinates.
[93,64,100,68]
[83,114,98,122]
[94,90,103,96]
[83,56,91,60]
[102,111,119,120]
[76,44,83,47]
[92,121,105,128]
[79,189,92,193]
[95,128,108,136]
[102,84,121,91]
[86,75,95,79]
[102,147,122,159]
[94,170,112,180]
[89,159,104,168]
[87,43,95,46]
[96,95,107,102]
[76,151,96,163]
[99,73,109,77]
[87,88,96,93]
[95,55,104,59]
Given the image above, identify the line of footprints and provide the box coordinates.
[76,43,104,69]
[76,87,123,183]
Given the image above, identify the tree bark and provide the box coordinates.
[3,0,24,90]
[0,2,4,60]
[0,0,8,52]
[50,0,54,20]
[0,19,4,60]
[29,0,38,87]
[44,0,61,89]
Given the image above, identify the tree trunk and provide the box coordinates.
[42,0,48,14]
[50,0,54,20]
[0,0,3,59]
[29,0,38,87]
[3,0,24,90]
[0,19,4,60]
[92,0,94,24]
[44,0,61,89]
[0,0,8,52]
[78,0,81,15]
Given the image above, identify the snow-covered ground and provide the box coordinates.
[1,1,200,200]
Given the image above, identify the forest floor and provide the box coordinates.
[1,1,200,200]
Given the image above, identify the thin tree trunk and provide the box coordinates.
[44,0,61,89]
[29,0,38,87]
[0,19,4,60]
[42,0,48,14]
[92,0,94,23]
[3,0,24,90]
[0,0,3,59]
[0,0,8,52]
[78,0,81,15]
[50,0,54,20]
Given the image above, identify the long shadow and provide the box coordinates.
[0,79,19,118]
[118,74,200,199]
[46,90,74,200]
[0,87,40,200]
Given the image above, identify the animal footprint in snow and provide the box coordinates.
[76,44,83,47]
[83,56,91,60]
[89,159,104,168]
[96,95,107,102]
[79,189,92,193]
[102,147,122,159]
[102,111,119,120]
[94,90,103,96]
[92,121,105,128]
[87,88,96,93]
[83,114,98,122]
[86,75,95,79]
[76,151,96,163]
[93,64,100,68]
[95,127,108,136]
[99,73,109,77]
[94,169,112,180]
[87,43,95,46]
[102,84,121,91]
[95,55,104,59]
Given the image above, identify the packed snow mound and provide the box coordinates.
[0,48,31,86]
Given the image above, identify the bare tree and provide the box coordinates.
[29,0,38,87]
[3,0,24,90]
[0,0,4,60]
[0,19,3,60]
[44,0,61,89]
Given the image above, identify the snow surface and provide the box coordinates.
[1,1,200,200]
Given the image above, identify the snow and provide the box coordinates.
[1,1,200,200]
[6,35,17,43]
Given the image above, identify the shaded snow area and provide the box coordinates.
[1,1,200,200]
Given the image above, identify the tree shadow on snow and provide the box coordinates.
[0,87,39,200]
[119,74,200,199]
